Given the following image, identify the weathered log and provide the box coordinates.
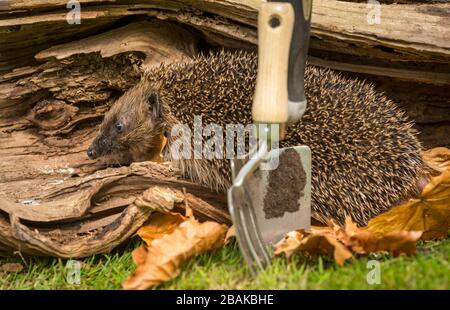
[0,18,216,257]
[0,162,228,258]
[0,19,196,113]
[1,0,449,82]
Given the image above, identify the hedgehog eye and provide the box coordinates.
[115,121,124,132]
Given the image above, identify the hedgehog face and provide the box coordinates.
[87,85,164,164]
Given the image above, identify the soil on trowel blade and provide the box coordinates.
[263,148,306,219]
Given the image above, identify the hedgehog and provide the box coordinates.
[87,50,426,226]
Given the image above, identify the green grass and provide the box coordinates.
[1,239,449,290]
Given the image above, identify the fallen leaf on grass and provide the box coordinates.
[274,230,353,266]
[344,218,422,255]
[122,207,228,290]
[275,217,421,265]
[1,263,23,273]
[366,168,450,240]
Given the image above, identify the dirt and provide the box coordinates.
[263,148,306,219]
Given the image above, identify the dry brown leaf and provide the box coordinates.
[320,235,354,266]
[312,220,351,245]
[366,169,450,240]
[137,211,186,246]
[423,147,450,173]
[274,230,306,259]
[224,225,236,245]
[149,134,168,162]
[131,246,148,266]
[122,207,228,290]
[344,217,422,255]
[1,263,24,273]
[275,217,422,265]
[274,229,353,266]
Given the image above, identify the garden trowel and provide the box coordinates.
[228,0,312,274]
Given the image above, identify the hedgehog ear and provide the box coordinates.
[147,91,162,119]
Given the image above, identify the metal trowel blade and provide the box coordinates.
[228,144,311,272]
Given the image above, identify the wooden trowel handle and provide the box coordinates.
[252,2,294,125]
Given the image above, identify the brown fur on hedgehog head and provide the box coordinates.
[87,82,165,164]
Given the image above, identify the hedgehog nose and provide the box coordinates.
[87,148,96,159]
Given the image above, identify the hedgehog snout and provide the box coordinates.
[87,137,106,160]
[87,147,96,159]
[88,134,119,159]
